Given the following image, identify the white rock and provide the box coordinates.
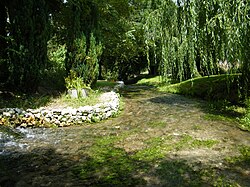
[62,108,71,115]
[68,108,77,115]
[78,106,93,113]
[34,113,41,119]
[68,89,78,99]
[25,112,34,118]
[14,108,23,114]
[3,112,12,117]
[81,89,88,98]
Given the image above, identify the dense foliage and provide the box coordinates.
[0,0,249,95]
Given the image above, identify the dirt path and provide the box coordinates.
[1,85,250,186]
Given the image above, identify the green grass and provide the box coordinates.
[0,80,118,110]
[136,74,242,104]
[137,74,250,131]
[73,135,145,186]
[158,74,241,103]
[47,90,101,108]
[71,133,225,186]
[174,135,218,151]
[147,120,167,128]
[137,76,169,86]
[93,80,119,90]
[0,90,102,110]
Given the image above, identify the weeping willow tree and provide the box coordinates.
[143,0,197,80]
[143,0,250,90]
[240,0,250,97]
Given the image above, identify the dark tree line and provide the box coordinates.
[0,0,249,96]
[0,0,58,92]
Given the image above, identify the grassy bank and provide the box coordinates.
[0,80,118,110]
[137,74,250,131]
[137,74,242,103]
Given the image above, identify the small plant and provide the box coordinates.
[65,70,86,89]
[66,33,102,88]
[238,99,250,131]
[103,70,119,82]
[65,70,90,98]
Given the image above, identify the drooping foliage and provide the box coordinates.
[0,0,250,97]
[142,0,250,96]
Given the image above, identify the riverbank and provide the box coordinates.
[1,85,250,186]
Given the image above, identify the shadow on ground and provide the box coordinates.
[0,91,55,109]
[149,93,245,123]
[1,144,250,187]
[1,84,250,186]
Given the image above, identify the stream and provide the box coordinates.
[0,85,250,186]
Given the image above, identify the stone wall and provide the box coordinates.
[0,92,120,128]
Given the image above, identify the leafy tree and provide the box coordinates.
[67,33,102,87]
[2,0,51,92]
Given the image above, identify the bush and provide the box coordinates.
[66,33,102,88]
[40,39,67,91]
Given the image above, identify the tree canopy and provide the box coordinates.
[0,0,249,96]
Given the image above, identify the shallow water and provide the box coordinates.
[0,85,250,186]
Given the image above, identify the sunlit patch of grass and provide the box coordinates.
[191,139,218,149]
[174,135,218,151]
[226,145,250,165]
[131,134,219,162]
[174,135,194,151]
[238,100,250,131]
[137,76,170,86]
[147,121,166,128]
[203,114,232,121]
[46,91,101,108]
[132,137,168,162]
[158,74,241,104]
[92,80,119,91]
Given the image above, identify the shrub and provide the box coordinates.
[66,33,102,88]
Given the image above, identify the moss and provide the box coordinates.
[191,139,218,149]
[226,145,250,165]
[73,135,145,186]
